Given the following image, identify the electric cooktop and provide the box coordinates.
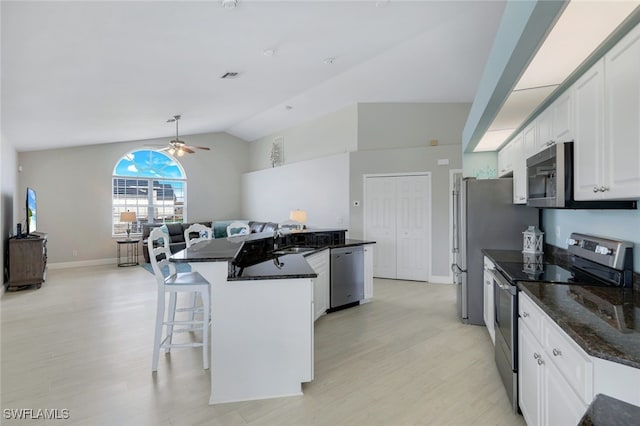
[496,262,575,284]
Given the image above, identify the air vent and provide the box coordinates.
[221,72,240,79]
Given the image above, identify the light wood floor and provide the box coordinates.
[1,265,525,426]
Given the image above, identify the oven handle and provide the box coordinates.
[494,271,516,294]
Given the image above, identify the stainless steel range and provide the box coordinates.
[492,233,634,413]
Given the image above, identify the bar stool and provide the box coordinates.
[184,223,213,320]
[148,227,210,371]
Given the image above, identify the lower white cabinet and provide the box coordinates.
[518,292,589,426]
[306,249,330,321]
[483,256,495,344]
[363,245,374,301]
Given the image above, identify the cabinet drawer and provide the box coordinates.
[544,319,593,403]
[519,292,545,337]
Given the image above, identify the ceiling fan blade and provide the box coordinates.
[192,146,211,150]
[181,146,195,154]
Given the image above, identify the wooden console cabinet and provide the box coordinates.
[7,234,47,291]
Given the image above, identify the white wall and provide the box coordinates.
[18,132,250,264]
[358,103,471,150]
[1,137,19,285]
[247,105,358,171]
[241,153,350,229]
[349,144,462,280]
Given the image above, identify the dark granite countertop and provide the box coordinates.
[578,394,640,426]
[518,282,640,369]
[170,231,375,281]
[228,253,318,281]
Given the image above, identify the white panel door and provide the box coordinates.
[365,175,430,281]
[396,176,429,281]
[364,177,397,279]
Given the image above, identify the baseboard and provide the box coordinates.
[47,258,117,270]
[429,274,453,284]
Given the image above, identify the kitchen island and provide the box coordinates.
[169,229,374,404]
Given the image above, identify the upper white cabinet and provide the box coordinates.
[603,22,640,200]
[498,142,514,177]
[552,90,573,144]
[573,59,605,200]
[523,122,538,159]
[536,108,554,152]
[574,23,640,200]
[511,133,527,204]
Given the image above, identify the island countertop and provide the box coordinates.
[169,230,375,281]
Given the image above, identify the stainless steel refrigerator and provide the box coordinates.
[452,176,539,325]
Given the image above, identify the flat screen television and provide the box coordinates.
[26,187,37,236]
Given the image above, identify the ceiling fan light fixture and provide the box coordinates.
[221,0,237,9]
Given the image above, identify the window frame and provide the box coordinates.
[111,150,187,237]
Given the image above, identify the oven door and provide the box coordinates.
[493,269,519,413]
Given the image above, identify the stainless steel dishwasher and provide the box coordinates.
[330,246,364,309]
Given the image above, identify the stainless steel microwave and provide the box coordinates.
[526,142,636,209]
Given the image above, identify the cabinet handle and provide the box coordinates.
[546,140,556,147]
[533,352,540,359]
[537,358,545,366]
[601,186,610,192]
[593,186,600,193]
[522,312,529,318]
[552,348,562,357]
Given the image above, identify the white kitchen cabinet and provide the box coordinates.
[482,256,495,344]
[523,122,538,159]
[544,354,588,426]
[306,249,330,321]
[552,90,573,143]
[363,245,374,302]
[573,58,606,201]
[536,108,554,152]
[574,23,640,200]
[603,22,640,200]
[518,292,590,426]
[519,323,542,426]
[511,133,527,204]
[498,142,514,177]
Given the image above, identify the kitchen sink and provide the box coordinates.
[272,246,316,255]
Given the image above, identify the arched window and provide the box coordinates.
[112,150,187,236]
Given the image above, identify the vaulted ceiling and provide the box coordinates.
[1,1,506,152]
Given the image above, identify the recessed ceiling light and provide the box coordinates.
[263,48,276,57]
[376,0,390,8]
[221,0,237,9]
[323,57,335,65]
[285,105,293,110]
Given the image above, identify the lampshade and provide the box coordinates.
[120,211,137,223]
[289,209,307,224]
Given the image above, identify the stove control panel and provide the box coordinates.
[567,232,633,270]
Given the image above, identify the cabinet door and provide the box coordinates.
[523,123,537,159]
[511,134,527,204]
[395,176,429,282]
[544,358,588,426]
[364,177,397,279]
[519,322,542,426]
[363,245,374,301]
[553,91,573,143]
[573,59,605,200]
[537,108,554,150]
[307,250,330,321]
[498,142,514,177]
[483,257,495,344]
[604,23,640,200]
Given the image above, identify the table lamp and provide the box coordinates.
[120,211,137,240]
[289,209,307,231]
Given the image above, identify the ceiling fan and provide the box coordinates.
[160,115,211,156]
